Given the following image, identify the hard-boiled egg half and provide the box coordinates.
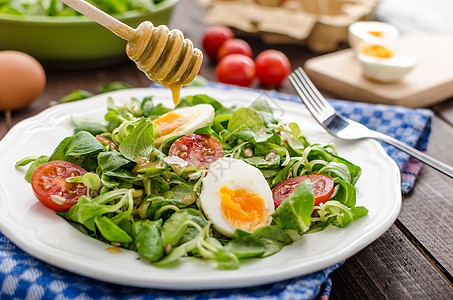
[199,158,275,237]
[348,21,399,48]
[356,41,417,83]
[152,104,214,146]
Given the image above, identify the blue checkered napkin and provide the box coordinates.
[0,233,338,299]
[327,100,433,195]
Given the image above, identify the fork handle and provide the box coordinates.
[373,132,453,178]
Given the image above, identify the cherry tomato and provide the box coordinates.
[217,38,253,61]
[255,50,291,86]
[202,25,235,60]
[31,160,87,211]
[271,174,334,208]
[96,135,118,151]
[216,54,256,87]
[168,134,224,169]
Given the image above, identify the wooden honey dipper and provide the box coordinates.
[59,0,203,104]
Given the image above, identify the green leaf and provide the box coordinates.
[252,226,293,257]
[73,122,107,136]
[182,75,207,88]
[223,234,265,258]
[226,108,263,140]
[131,220,165,262]
[49,136,73,161]
[352,206,369,220]
[81,173,102,191]
[50,89,94,105]
[192,94,225,110]
[98,81,133,93]
[253,225,293,244]
[15,156,39,168]
[153,243,187,267]
[306,147,362,185]
[66,131,104,156]
[119,118,154,160]
[148,104,172,118]
[331,180,357,207]
[194,125,221,142]
[173,98,194,109]
[141,96,155,117]
[94,215,133,243]
[242,155,280,168]
[104,168,135,179]
[59,189,131,231]
[250,97,273,114]
[318,162,352,184]
[212,114,231,134]
[235,126,275,143]
[98,151,131,172]
[211,250,240,270]
[162,209,207,246]
[23,155,49,183]
[272,180,315,233]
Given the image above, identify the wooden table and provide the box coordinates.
[1,0,453,298]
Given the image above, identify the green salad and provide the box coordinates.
[0,0,165,16]
[16,93,368,269]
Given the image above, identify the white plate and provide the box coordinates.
[0,87,401,290]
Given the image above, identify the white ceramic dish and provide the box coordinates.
[0,87,401,290]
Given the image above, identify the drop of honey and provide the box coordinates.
[105,247,122,254]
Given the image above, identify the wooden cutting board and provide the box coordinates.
[304,34,453,108]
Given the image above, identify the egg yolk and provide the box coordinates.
[367,31,386,38]
[152,112,187,136]
[360,44,394,59]
[218,185,269,232]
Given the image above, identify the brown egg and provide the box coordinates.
[0,51,46,111]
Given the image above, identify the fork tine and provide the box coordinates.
[288,73,321,120]
[294,67,332,113]
[289,67,336,120]
[292,68,323,114]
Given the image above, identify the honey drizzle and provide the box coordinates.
[126,22,203,104]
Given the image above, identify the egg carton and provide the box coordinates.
[200,0,380,52]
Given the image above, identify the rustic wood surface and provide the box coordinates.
[1,0,453,298]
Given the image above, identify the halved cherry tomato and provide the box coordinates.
[96,135,118,151]
[168,133,224,169]
[31,160,87,211]
[272,174,335,208]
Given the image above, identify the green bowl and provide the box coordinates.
[0,0,179,68]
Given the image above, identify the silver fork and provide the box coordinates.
[289,67,453,178]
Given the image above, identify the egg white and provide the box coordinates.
[153,104,214,146]
[357,41,417,83]
[199,158,275,237]
[348,21,399,48]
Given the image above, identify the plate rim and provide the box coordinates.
[0,87,402,290]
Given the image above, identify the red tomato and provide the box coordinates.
[272,174,334,208]
[217,39,253,61]
[168,134,224,169]
[255,50,291,86]
[96,135,118,151]
[216,54,256,87]
[31,160,87,211]
[202,25,235,60]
